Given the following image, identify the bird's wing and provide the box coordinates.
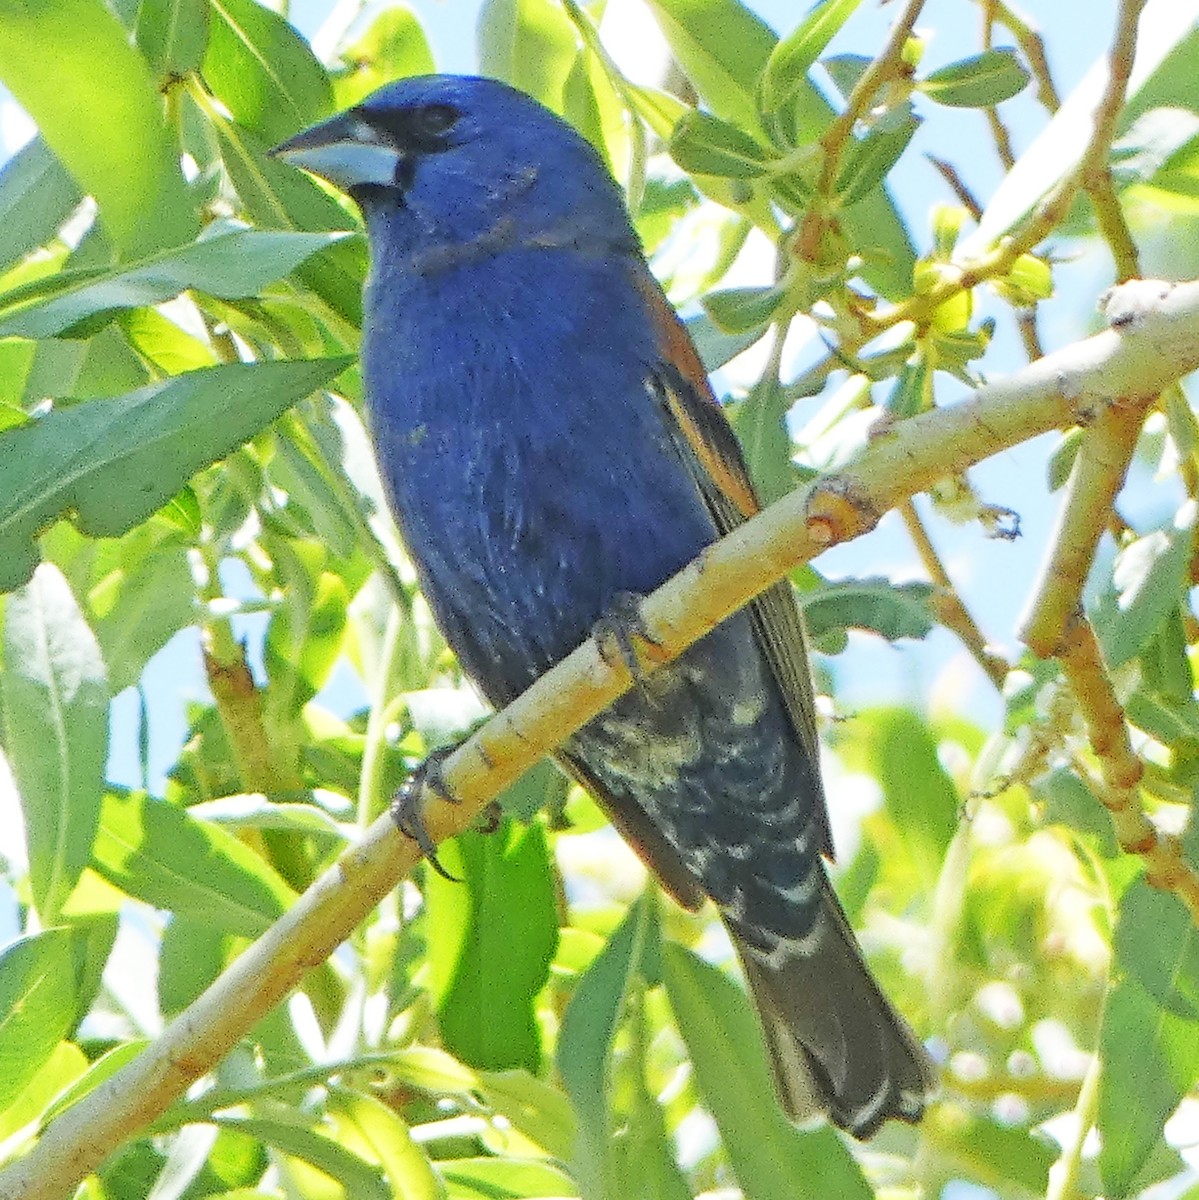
[630,264,835,860]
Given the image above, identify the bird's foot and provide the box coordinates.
[592,591,664,685]
[391,746,463,882]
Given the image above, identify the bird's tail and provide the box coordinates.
[732,878,936,1139]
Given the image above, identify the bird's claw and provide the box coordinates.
[391,747,463,882]
[592,591,663,685]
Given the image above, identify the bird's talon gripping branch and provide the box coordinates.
[592,590,662,684]
[391,747,463,882]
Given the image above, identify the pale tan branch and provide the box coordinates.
[1056,616,1199,922]
[1018,391,1146,658]
[899,500,1009,689]
[4,278,1199,1200]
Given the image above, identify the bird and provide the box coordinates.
[273,74,935,1137]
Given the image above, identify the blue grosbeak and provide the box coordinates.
[275,75,934,1137]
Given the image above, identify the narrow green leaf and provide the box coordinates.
[328,1089,439,1200]
[920,49,1030,108]
[556,895,652,1200]
[2,564,108,922]
[702,285,787,334]
[135,0,210,80]
[0,138,81,276]
[967,3,1199,253]
[835,112,921,206]
[87,528,195,693]
[205,0,333,143]
[1117,881,1199,1020]
[0,930,79,1114]
[867,707,959,891]
[0,356,351,593]
[213,1116,390,1200]
[800,577,935,643]
[477,0,578,111]
[0,0,196,257]
[159,916,229,1017]
[212,120,366,325]
[39,1039,150,1127]
[670,110,773,178]
[92,790,297,937]
[642,0,777,127]
[662,944,873,1200]
[0,1041,87,1143]
[475,1070,577,1161]
[332,7,436,110]
[440,1158,580,1199]
[1097,501,1197,668]
[1034,768,1118,857]
[1098,974,1199,1198]
[758,0,863,115]
[426,821,557,1073]
[0,229,343,340]
[731,375,796,505]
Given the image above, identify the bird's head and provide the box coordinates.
[272,74,637,259]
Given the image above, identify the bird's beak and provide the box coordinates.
[271,112,401,191]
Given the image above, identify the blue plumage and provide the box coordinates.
[275,74,935,1137]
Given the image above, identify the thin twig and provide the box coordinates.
[1056,615,1199,922]
[1078,0,1146,281]
[1018,392,1147,657]
[899,500,1008,689]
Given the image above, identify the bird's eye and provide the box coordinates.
[412,104,460,139]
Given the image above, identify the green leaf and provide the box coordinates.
[0,1041,87,1143]
[641,0,777,128]
[135,0,210,80]
[328,1089,439,1200]
[967,4,1199,253]
[426,821,558,1073]
[670,111,773,178]
[866,707,959,892]
[475,1070,577,1160]
[835,113,921,207]
[332,7,436,110]
[0,138,81,277]
[758,0,863,116]
[1096,501,1197,668]
[0,930,81,1116]
[212,1116,390,1200]
[923,1108,1055,1195]
[92,790,297,937]
[1047,427,1084,491]
[477,0,578,111]
[732,375,796,505]
[662,943,873,1200]
[159,916,229,1017]
[39,1039,150,1127]
[800,577,935,643]
[0,228,344,340]
[0,0,196,258]
[2,564,108,923]
[1034,768,1117,857]
[557,894,653,1200]
[1098,973,1199,1198]
[1117,881,1199,1020]
[84,526,195,693]
[0,356,351,593]
[440,1157,580,1199]
[212,120,366,325]
[702,284,787,333]
[920,49,1030,108]
[204,0,333,143]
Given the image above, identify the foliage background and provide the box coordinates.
[2,0,1199,1197]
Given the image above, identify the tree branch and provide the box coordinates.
[4,277,1199,1200]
